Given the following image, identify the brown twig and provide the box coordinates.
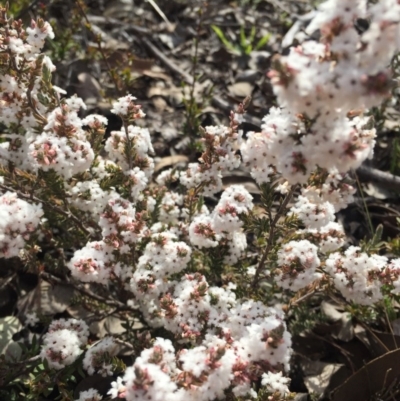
[309,332,357,373]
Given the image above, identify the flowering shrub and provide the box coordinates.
[1,1,400,400]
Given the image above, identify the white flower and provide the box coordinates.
[40,329,82,370]
[75,389,102,401]
[261,371,290,396]
[83,337,118,376]
[0,192,43,258]
[275,240,321,291]
[25,312,39,327]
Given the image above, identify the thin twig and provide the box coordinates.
[142,37,194,84]
[141,37,263,127]
[251,185,297,289]
[122,120,133,170]
[40,271,139,312]
[86,15,150,35]
[0,183,93,237]
[0,272,16,290]
[355,170,374,236]
[1,354,42,386]
[383,306,399,350]
[309,332,356,373]
[145,0,172,28]
[288,286,320,307]
[357,319,391,353]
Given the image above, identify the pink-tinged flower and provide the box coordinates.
[32,141,58,165]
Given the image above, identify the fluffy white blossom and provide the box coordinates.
[83,337,118,376]
[325,247,388,305]
[75,389,102,401]
[40,329,82,370]
[47,318,89,346]
[261,371,291,397]
[290,195,335,229]
[275,240,321,291]
[67,241,114,284]
[189,215,220,248]
[0,192,43,258]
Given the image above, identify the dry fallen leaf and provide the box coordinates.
[154,155,188,173]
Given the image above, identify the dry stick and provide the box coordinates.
[383,306,399,350]
[357,318,391,353]
[86,15,151,35]
[356,164,400,192]
[288,285,320,307]
[2,353,42,386]
[141,38,263,128]
[309,332,357,373]
[0,183,92,237]
[122,120,134,171]
[251,185,297,289]
[145,0,172,29]
[0,272,16,290]
[142,37,194,84]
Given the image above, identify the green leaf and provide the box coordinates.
[255,33,271,50]
[372,224,383,245]
[239,26,247,49]
[249,26,256,43]
[211,25,238,54]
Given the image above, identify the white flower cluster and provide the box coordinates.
[188,185,253,264]
[261,371,291,397]
[67,193,151,283]
[241,109,376,186]
[27,98,95,179]
[298,222,345,254]
[111,94,146,119]
[1,93,96,179]
[67,240,115,284]
[0,192,44,258]
[241,0,400,186]
[325,247,388,305]
[66,179,117,218]
[83,337,118,376]
[75,389,102,401]
[104,125,154,178]
[130,232,192,324]
[40,319,89,370]
[275,240,321,291]
[0,18,54,126]
[109,302,291,401]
